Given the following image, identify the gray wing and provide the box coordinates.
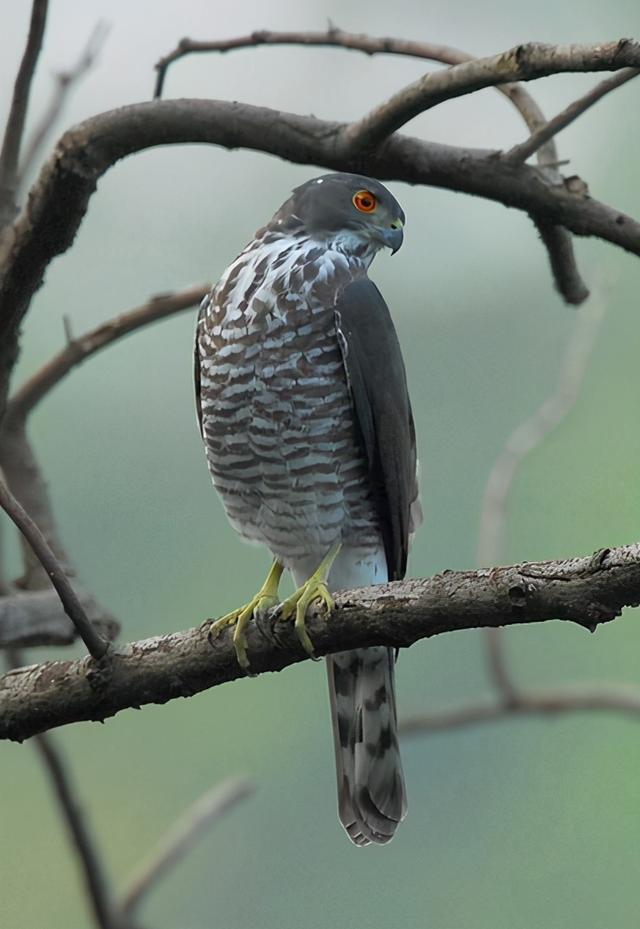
[335,278,419,581]
[194,297,208,438]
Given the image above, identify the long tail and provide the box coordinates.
[326,646,407,846]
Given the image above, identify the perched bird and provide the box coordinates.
[195,172,421,845]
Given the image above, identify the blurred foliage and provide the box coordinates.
[1,2,639,928]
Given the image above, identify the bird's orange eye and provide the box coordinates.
[352,190,377,213]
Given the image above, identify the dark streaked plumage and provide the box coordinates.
[196,172,421,845]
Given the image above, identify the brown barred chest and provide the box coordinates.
[196,234,381,562]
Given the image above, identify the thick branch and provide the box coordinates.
[1,543,639,742]
[0,0,48,225]
[2,98,639,361]
[153,28,584,302]
[153,28,556,147]
[343,39,640,151]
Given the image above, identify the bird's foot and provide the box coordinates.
[209,560,284,670]
[278,542,341,659]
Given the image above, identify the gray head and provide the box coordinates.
[268,173,405,255]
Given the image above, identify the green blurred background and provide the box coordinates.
[2,1,640,927]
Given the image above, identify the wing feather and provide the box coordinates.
[335,278,419,581]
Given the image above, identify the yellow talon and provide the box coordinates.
[209,560,283,670]
[278,542,341,658]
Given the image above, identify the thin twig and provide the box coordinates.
[399,684,640,735]
[6,648,120,929]
[476,293,606,570]
[477,294,606,699]
[16,21,110,193]
[0,0,49,225]
[0,477,108,659]
[507,67,640,163]
[5,284,207,426]
[120,778,254,916]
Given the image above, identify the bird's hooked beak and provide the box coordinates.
[379,218,404,255]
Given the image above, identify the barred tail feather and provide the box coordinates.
[326,647,407,846]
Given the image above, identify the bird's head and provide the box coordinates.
[269,173,405,256]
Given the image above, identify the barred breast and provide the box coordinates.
[196,231,381,569]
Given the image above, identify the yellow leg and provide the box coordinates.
[278,542,341,658]
[209,560,284,670]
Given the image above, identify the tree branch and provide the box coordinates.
[2,97,639,369]
[0,285,203,643]
[153,27,586,303]
[0,0,48,226]
[152,28,559,147]
[399,683,640,734]
[120,778,254,917]
[4,284,207,426]
[15,21,109,194]
[0,478,108,659]
[476,294,606,570]
[506,67,640,163]
[1,542,639,742]
[0,587,118,648]
[341,39,640,151]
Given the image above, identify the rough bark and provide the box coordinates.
[1,542,638,742]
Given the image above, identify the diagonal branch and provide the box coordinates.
[1,542,639,742]
[120,778,254,917]
[477,295,606,570]
[0,478,108,659]
[506,67,640,163]
[4,283,207,426]
[0,0,49,226]
[16,21,110,193]
[341,39,640,152]
[0,285,204,648]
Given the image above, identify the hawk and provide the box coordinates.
[195,173,421,845]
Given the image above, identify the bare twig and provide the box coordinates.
[16,21,110,192]
[120,778,254,917]
[399,684,640,735]
[6,648,122,929]
[507,67,640,163]
[5,284,207,426]
[476,295,605,701]
[477,295,606,569]
[1,541,640,742]
[0,477,108,659]
[0,0,48,225]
